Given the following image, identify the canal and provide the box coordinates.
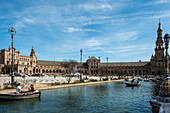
[0,81,160,113]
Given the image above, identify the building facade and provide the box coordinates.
[0,22,169,76]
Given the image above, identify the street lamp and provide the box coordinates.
[106,57,108,80]
[80,49,83,64]
[164,33,170,77]
[8,27,16,86]
[80,49,83,81]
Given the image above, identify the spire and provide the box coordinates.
[157,19,162,32]
[30,46,35,56]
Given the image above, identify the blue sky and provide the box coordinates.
[1,0,170,63]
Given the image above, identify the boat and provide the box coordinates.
[151,78,158,82]
[125,82,141,87]
[0,90,41,100]
[124,78,130,81]
[137,77,143,81]
[144,78,150,82]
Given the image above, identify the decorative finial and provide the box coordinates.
[80,48,83,52]
[157,19,162,31]
[159,18,161,26]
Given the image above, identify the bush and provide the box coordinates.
[89,79,98,82]
[103,78,108,81]
[0,72,4,74]
[3,82,17,89]
[51,82,60,86]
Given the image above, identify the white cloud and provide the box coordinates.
[78,3,112,11]
[85,39,102,47]
[114,31,138,41]
[145,0,170,6]
[65,27,101,33]
[23,18,35,23]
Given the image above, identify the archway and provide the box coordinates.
[157,70,161,75]
[33,67,36,73]
[24,68,27,73]
[152,72,154,75]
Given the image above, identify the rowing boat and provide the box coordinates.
[125,82,141,87]
[0,90,41,100]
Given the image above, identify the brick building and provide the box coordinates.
[0,22,168,76]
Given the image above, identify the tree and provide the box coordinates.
[114,68,125,79]
[98,67,104,81]
[62,60,77,83]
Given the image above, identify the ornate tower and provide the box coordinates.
[87,56,100,76]
[30,46,36,57]
[150,20,165,75]
[30,46,37,74]
[155,20,164,59]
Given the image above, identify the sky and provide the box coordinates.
[1,0,170,63]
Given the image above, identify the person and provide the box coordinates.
[16,83,21,93]
[136,80,139,84]
[131,79,134,83]
[22,75,25,79]
[28,84,35,91]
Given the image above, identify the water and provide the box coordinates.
[0,81,160,113]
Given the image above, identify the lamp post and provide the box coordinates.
[164,33,170,77]
[106,57,108,80]
[80,49,83,64]
[80,49,83,81]
[8,27,16,86]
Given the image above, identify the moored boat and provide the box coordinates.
[125,82,141,87]
[144,78,150,82]
[0,90,41,100]
[151,78,158,82]
[124,78,130,81]
[137,77,143,81]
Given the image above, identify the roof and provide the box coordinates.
[101,61,150,67]
[20,55,30,58]
[37,60,63,66]
[87,56,98,60]
[37,60,150,67]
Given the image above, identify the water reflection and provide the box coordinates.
[150,82,162,99]
[0,98,40,113]
[0,81,157,113]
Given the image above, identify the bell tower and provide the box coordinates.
[150,20,165,75]
[30,46,37,67]
[30,46,36,57]
[155,20,164,59]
